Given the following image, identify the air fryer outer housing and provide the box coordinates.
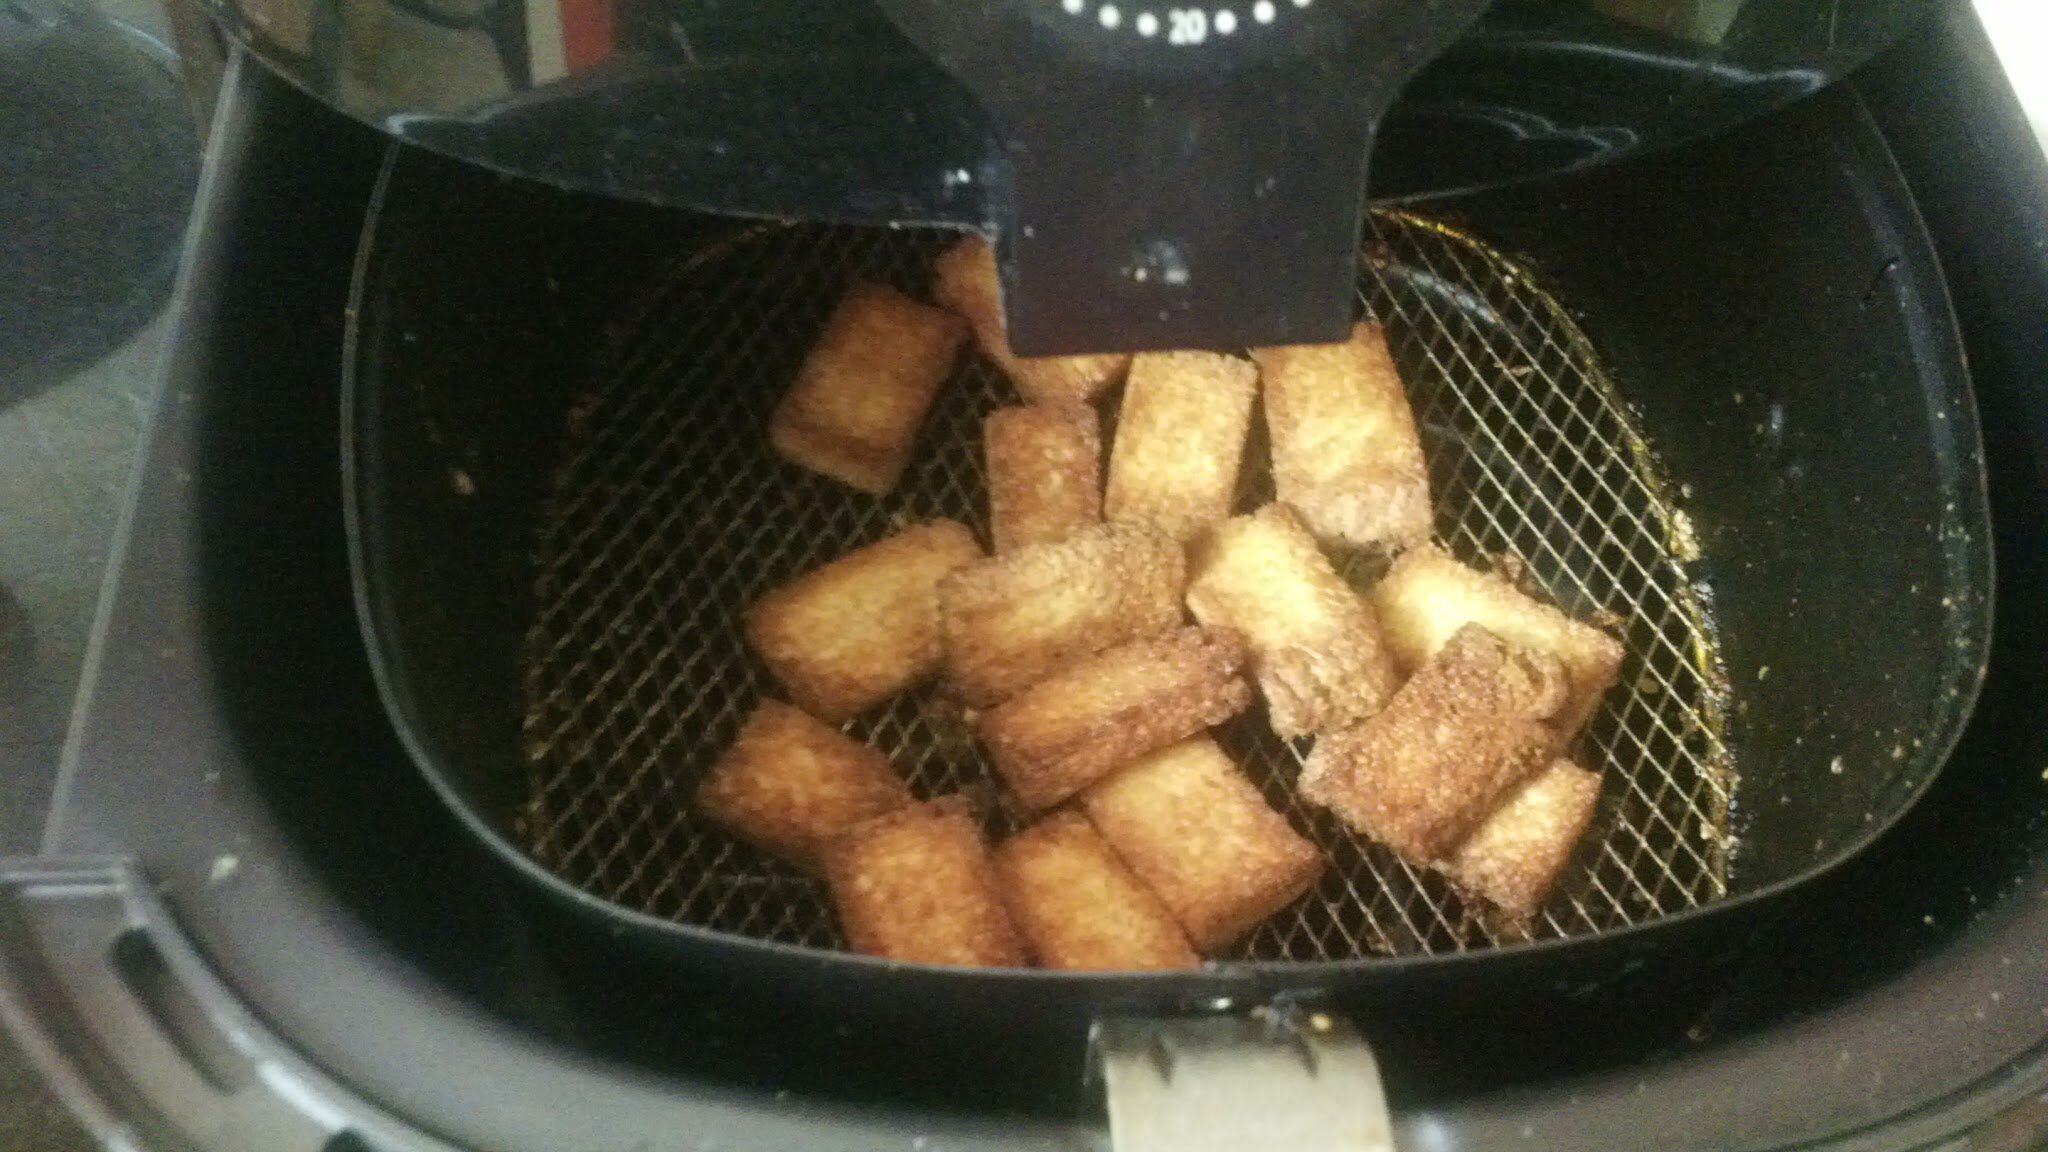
[2,3,2047,1150]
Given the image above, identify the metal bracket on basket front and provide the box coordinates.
[1093,1012,1394,1152]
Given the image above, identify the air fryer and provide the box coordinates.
[2,1,2046,1150]
[331,0,1988,1081]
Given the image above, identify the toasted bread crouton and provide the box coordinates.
[939,522,1185,707]
[823,798,1025,967]
[1300,624,1568,862]
[1371,543,1624,737]
[1185,505,1397,738]
[745,520,983,722]
[695,701,912,871]
[933,237,1130,405]
[1081,737,1323,951]
[1252,323,1432,551]
[993,811,1199,970]
[985,404,1103,553]
[1441,758,1601,927]
[770,280,967,496]
[1104,351,1258,542]
[978,627,1251,811]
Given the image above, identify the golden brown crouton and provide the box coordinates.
[984,404,1103,553]
[695,701,913,871]
[933,236,1131,405]
[978,627,1251,811]
[1103,351,1258,542]
[770,280,967,496]
[823,798,1025,967]
[939,522,1185,707]
[1185,505,1398,738]
[1371,543,1624,737]
[745,520,983,722]
[993,811,1199,970]
[1081,737,1323,952]
[1252,323,1432,551]
[1299,624,1568,862]
[1440,758,1601,927]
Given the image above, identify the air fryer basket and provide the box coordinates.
[513,214,1729,960]
[345,90,1990,987]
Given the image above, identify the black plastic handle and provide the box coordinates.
[0,856,455,1152]
[878,0,1493,353]
[993,65,1380,353]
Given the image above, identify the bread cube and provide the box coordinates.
[823,798,1025,967]
[978,627,1251,811]
[1081,737,1323,951]
[1103,351,1258,542]
[1185,504,1397,738]
[939,522,1184,707]
[1371,543,1624,736]
[1299,624,1567,862]
[1252,322,1432,551]
[770,279,966,496]
[993,811,1198,970]
[695,701,913,871]
[744,519,983,721]
[1441,758,1601,926]
[985,404,1102,553]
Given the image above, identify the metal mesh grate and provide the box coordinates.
[516,211,1734,960]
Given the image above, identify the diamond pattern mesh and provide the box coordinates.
[516,211,1734,960]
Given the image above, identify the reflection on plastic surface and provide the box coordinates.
[1593,0,1745,44]
[201,0,1923,227]
[1974,0,2048,157]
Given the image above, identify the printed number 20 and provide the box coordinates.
[1168,7,1206,43]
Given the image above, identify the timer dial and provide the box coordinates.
[1051,0,1310,45]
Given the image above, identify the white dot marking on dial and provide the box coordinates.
[1136,10,1159,34]
[1252,0,1274,22]
[1292,0,1311,6]
[1099,3,1121,27]
[1214,8,1236,33]
[1063,0,1083,12]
